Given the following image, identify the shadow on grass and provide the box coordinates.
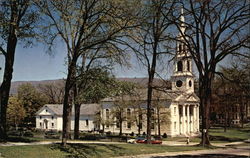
[6,136,38,143]
[209,135,243,142]
[51,143,125,158]
[152,154,248,158]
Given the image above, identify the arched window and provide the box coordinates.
[106,109,110,128]
[127,109,131,118]
[179,44,182,53]
[189,80,192,87]
[177,61,183,72]
[187,61,190,71]
[106,109,110,119]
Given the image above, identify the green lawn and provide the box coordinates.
[0,143,207,158]
[209,127,250,142]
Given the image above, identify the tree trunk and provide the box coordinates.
[119,117,122,136]
[199,75,212,146]
[157,108,161,136]
[146,76,153,144]
[138,113,142,135]
[74,103,81,139]
[0,17,18,140]
[224,112,227,132]
[62,59,77,146]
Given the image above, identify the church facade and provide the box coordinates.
[99,12,200,137]
[36,12,200,137]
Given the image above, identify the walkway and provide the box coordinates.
[115,146,250,158]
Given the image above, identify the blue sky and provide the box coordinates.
[0,43,149,82]
[0,41,230,82]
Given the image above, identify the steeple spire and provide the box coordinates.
[180,6,185,35]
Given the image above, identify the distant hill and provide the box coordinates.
[10,79,64,95]
[10,78,171,95]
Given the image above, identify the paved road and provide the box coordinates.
[115,146,250,158]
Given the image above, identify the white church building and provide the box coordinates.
[36,12,200,137]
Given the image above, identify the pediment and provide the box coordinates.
[174,92,199,103]
[36,106,55,116]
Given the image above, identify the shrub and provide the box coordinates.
[23,131,34,137]
[130,132,134,136]
[162,133,167,138]
[106,131,111,135]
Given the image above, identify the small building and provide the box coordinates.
[35,104,100,131]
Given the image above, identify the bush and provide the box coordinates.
[162,133,167,138]
[106,131,111,135]
[8,130,22,137]
[44,131,60,139]
[130,132,134,136]
[23,131,34,137]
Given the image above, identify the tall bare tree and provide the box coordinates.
[127,0,174,143]
[0,0,38,140]
[36,0,139,146]
[167,0,250,146]
[38,81,65,104]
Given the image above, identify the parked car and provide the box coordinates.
[127,138,136,144]
[136,137,162,144]
[135,137,146,143]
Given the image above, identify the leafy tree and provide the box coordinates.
[213,59,250,129]
[167,0,250,146]
[0,0,38,140]
[36,0,139,145]
[17,83,48,126]
[74,68,116,139]
[7,96,26,130]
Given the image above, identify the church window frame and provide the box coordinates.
[86,119,89,126]
[187,61,190,71]
[189,80,192,87]
[179,44,182,53]
[176,80,183,87]
[177,61,183,72]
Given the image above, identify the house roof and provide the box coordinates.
[101,88,194,102]
[37,104,100,116]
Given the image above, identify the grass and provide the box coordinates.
[164,127,250,144]
[0,143,208,158]
[209,127,250,142]
[0,145,68,158]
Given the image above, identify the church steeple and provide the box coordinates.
[171,7,194,93]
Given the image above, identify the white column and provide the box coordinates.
[193,105,196,132]
[196,105,199,132]
[187,105,190,134]
[182,105,186,135]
